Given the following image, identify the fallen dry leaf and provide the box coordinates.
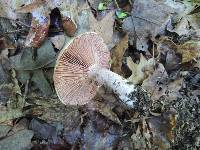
[127,54,155,84]
[156,37,181,71]
[142,63,182,102]
[122,0,174,51]
[176,40,200,63]
[62,17,77,36]
[111,34,128,75]
[0,0,26,20]
[170,1,200,36]
[89,11,114,47]
[86,99,121,125]
[142,63,168,102]
[15,0,45,13]
[131,119,152,149]
[25,6,50,47]
[147,109,177,149]
[50,34,66,50]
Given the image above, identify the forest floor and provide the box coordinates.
[0,0,200,149]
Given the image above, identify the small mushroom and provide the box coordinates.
[54,32,141,107]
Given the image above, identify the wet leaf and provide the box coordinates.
[111,34,128,75]
[0,129,33,150]
[39,103,80,130]
[127,54,155,84]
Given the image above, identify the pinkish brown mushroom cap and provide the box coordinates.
[54,32,110,105]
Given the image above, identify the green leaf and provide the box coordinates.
[116,10,128,19]
[98,2,107,10]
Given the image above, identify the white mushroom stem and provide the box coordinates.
[88,65,139,108]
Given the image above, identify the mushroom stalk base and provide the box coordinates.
[88,65,139,107]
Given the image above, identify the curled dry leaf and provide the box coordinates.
[111,34,128,75]
[127,54,155,84]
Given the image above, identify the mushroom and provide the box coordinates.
[54,32,142,107]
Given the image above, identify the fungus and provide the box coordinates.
[54,32,142,107]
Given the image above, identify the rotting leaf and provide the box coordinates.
[127,54,155,84]
[10,40,56,70]
[0,129,33,150]
[111,34,128,75]
[62,17,77,37]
